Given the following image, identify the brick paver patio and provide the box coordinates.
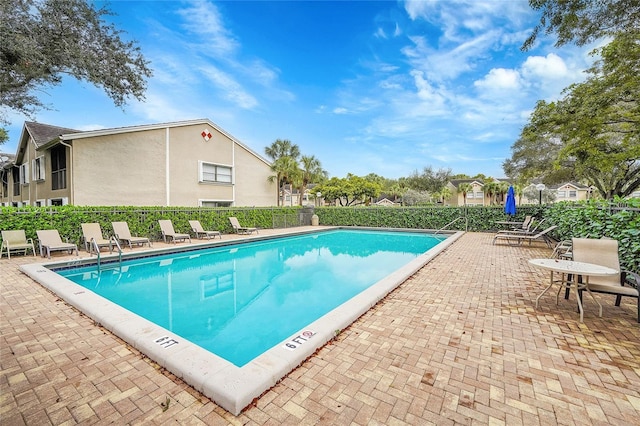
[1,231,639,425]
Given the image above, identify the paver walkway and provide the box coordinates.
[1,231,639,425]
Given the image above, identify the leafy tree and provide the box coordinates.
[0,128,7,144]
[298,155,327,206]
[314,174,381,206]
[265,139,300,206]
[0,0,153,123]
[523,0,640,50]
[405,166,452,193]
[505,32,640,199]
[450,173,471,180]
[383,181,407,203]
[401,189,431,206]
[439,186,452,205]
[496,182,510,205]
[503,101,578,183]
[457,183,473,206]
[523,185,556,204]
[483,181,500,205]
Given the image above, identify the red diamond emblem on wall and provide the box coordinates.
[201,129,212,141]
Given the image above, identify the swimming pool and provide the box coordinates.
[21,227,463,415]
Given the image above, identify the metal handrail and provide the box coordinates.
[90,238,101,271]
[434,216,467,234]
[91,236,124,273]
[110,236,123,266]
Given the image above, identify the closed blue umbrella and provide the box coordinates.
[504,186,517,216]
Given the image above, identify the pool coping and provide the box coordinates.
[20,227,463,415]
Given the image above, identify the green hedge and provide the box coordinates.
[314,205,545,232]
[544,199,640,272]
[0,205,299,246]
[2,200,637,271]
[315,201,638,271]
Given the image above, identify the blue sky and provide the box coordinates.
[3,0,601,179]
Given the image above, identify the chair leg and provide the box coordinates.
[564,274,573,299]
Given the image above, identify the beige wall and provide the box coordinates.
[448,182,486,206]
[72,130,167,206]
[233,144,275,206]
[1,142,71,206]
[167,125,234,206]
[70,122,275,207]
[37,145,71,205]
[554,184,589,202]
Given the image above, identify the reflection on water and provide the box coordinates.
[59,230,442,366]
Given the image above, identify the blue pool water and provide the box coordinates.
[58,229,444,366]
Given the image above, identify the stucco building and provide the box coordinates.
[0,119,276,207]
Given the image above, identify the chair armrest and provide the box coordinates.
[622,270,639,289]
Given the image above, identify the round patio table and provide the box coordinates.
[529,258,618,322]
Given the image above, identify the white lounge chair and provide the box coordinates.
[36,230,79,258]
[228,217,258,235]
[158,220,191,244]
[112,221,152,249]
[1,230,36,259]
[189,220,221,239]
[572,238,639,323]
[492,225,557,247]
[81,223,113,253]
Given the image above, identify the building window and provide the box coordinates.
[200,200,232,208]
[475,192,484,198]
[557,190,566,198]
[51,145,66,190]
[19,163,29,184]
[32,156,45,181]
[466,192,474,199]
[569,190,577,198]
[49,198,67,206]
[12,168,20,196]
[199,162,232,183]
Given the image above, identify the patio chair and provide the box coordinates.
[551,239,573,259]
[228,217,258,235]
[1,230,36,259]
[496,218,546,236]
[571,238,639,322]
[81,223,113,253]
[111,221,152,249]
[492,225,557,247]
[36,230,79,259]
[158,220,191,244]
[510,215,533,232]
[189,220,221,240]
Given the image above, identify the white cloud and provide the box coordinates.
[175,1,239,56]
[199,66,258,109]
[474,68,522,91]
[521,53,570,80]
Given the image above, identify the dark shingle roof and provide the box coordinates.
[24,122,81,148]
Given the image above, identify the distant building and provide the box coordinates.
[0,119,276,207]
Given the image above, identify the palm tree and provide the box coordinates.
[298,155,327,206]
[457,183,473,206]
[483,182,499,205]
[440,186,452,205]
[268,156,300,206]
[265,139,301,206]
[497,182,510,205]
[264,139,300,162]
